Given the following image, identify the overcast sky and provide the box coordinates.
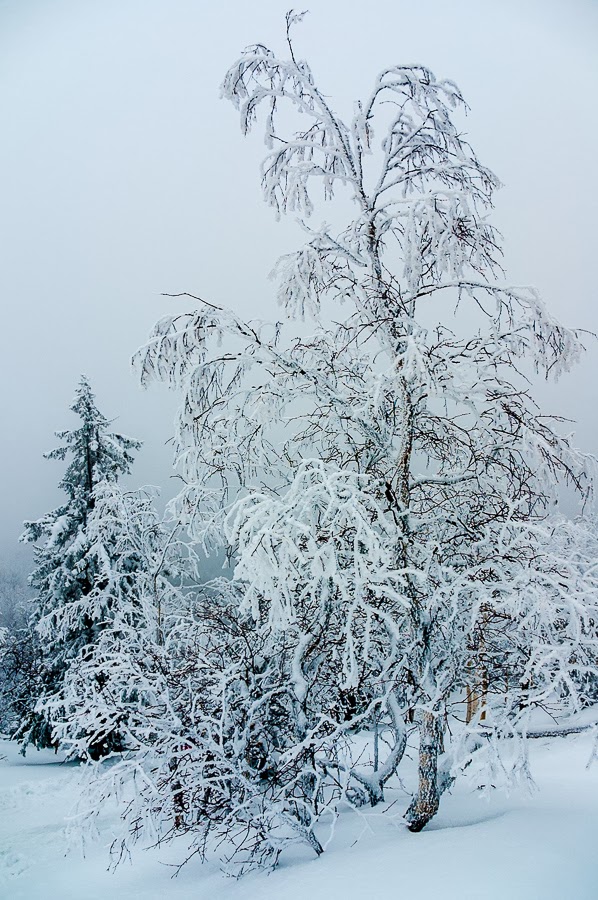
[0,0,597,558]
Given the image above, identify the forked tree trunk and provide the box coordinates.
[406,711,441,832]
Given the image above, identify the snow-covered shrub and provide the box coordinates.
[0,625,42,737]
[0,564,40,737]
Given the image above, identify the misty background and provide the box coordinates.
[0,0,596,569]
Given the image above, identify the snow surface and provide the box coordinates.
[1,733,597,900]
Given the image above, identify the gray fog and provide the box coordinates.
[0,0,597,558]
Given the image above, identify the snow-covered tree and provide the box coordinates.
[0,562,40,736]
[50,482,189,760]
[130,14,598,864]
[19,376,141,750]
[0,627,42,738]
[0,632,43,740]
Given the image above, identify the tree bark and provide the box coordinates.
[406,711,441,832]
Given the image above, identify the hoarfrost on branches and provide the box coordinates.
[18,377,142,753]
[122,14,598,867]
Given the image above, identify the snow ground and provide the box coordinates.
[1,733,597,900]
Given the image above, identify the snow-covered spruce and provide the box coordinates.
[47,481,189,762]
[128,15,598,868]
[19,376,141,754]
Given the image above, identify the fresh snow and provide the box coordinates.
[1,732,597,900]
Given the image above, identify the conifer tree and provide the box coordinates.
[19,376,141,751]
[49,481,187,761]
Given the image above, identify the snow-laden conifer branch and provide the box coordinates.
[18,378,143,753]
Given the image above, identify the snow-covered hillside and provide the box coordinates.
[1,732,597,900]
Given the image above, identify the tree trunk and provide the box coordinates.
[406,711,441,832]
[465,672,487,723]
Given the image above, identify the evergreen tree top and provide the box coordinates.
[22,376,142,548]
[43,376,141,502]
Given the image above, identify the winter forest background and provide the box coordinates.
[1,1,598,898]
